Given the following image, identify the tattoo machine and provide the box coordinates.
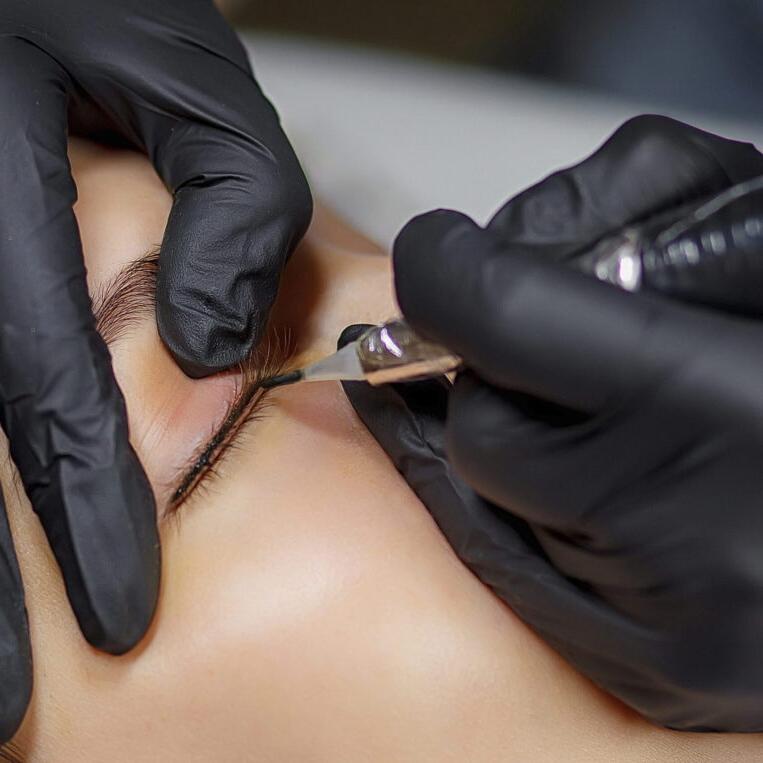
[263,177,763,390]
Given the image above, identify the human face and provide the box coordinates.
[3,140,761,762]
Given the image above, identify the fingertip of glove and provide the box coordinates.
[55,455,161,657]
[75,590,159,658]
[88,617,154,657]
[79,562,159,657]
[392,211,489,339]
[168,346,232,380]
[337,324,373,350]
[159,311,260,379]
[393,209,477,264]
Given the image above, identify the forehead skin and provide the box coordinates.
[2,141,761,761]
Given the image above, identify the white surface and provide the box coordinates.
[242,33,763,249]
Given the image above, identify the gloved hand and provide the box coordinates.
[341,115,763,732]
[0,1,311,740]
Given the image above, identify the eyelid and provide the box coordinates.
[164,333,295,517]
[164,382,271,516]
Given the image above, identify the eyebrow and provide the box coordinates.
[91,249,160,344]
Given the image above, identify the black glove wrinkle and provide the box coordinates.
[486,115,763,262]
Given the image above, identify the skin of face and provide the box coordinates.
[1,139,760,762]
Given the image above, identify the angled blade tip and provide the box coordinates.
[261,369,304,389]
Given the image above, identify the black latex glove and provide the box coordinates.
[0,1,311,740]
[341,116,763,732]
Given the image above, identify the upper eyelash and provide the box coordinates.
[167,387,274,514]
[164,331,294,516]
[166,385,269,510]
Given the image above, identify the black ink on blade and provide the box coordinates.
[261,370,303,389]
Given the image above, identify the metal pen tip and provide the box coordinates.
[260,369,304,389]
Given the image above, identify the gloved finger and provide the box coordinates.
[444,372,695,551]
[486,115,763,261]
[85,4,314,377]
[0,483,32,742]
[154,113,311,377]
[394,209,706,412]
[337,336,672,725]
[0,39,160,654]
[444,371,598,530]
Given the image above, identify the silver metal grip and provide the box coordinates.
[575,228,643,291]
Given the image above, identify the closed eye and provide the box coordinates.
[164,332,294,516]
[91,248,295,518]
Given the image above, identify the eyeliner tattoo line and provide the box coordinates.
[168,331,294,510]
[169,382,269,507]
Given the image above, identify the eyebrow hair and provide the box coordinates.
[91,249,160,344]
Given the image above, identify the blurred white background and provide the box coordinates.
[242,33,763,249]
[217,1,763,247]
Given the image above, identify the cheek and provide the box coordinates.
[154,380,443,649]
[101,382,535,760]
[105,382,430,757]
